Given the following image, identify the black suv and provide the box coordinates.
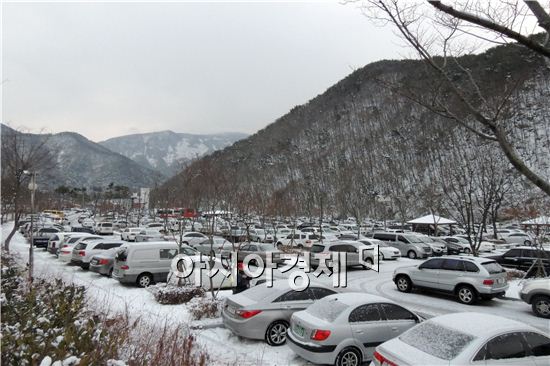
[488,247,550,276]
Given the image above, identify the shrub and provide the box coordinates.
[148,284,205,305]
[189,297,222,320]
[506,268,526,280]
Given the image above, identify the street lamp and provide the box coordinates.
[23,170,37,283]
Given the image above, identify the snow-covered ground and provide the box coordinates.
[2,222,548,365]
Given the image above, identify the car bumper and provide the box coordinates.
[112,270,138,284]
[478,283,509,295]
[221,309,265,340]
[519,291,529,303]
[33,239,49,247]
[286,331,337,364]
[58,253,72,262]
[90,264,111,275]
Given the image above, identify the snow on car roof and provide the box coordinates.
[326,292,394,306]
[430,312,535,338]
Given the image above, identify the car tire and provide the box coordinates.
[137,273,153,288]
[380,252,385,261]
[297,244,303,250]
[532,295,550,318]
[362,258,374,269]
[456,285,477,305]
[464,248,471,254]
[265,321,288,346]
[396,275,412,293]
[108,268,113,277]
[407,250,417,259]
[335,347,361,366]
[524,240,532,246]
[277,243,283,249]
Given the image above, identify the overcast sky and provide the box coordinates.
[2,0,403,141]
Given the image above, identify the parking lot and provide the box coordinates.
[4,221,548,366]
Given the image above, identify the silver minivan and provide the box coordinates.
[112,241,181,287]
[370,232,432,259]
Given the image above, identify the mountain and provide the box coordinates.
[99,130,247,176]
[1,124,163,189]
[156,41,550,218]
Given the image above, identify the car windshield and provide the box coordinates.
[306,298,348,322]
[482,261,505,274]
[399,321,475,360]
[244,285,279,302]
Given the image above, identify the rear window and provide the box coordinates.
[482,261,505,274]
[310,244,325,253]
[306,298,349,322]
[399,321,475,360]
[74,243,88,250]
[116,248,128,261]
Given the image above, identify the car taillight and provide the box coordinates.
[61,250,70,254]
[78,251,85,256]
[120,265,129,270]
[236,310,262,319]
[374,351,398,366]
[483,279,494,285]
[99,259,109,265]
[311,329,331,341]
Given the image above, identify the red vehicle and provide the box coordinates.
[158,208,198,219]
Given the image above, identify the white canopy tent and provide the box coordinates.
[407,214,457,225]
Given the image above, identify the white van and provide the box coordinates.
[95,222,114,235]
[112,241,199,287]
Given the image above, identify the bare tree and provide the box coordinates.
[1,126,53,252]
[358,0,550,196]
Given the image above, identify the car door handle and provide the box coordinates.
[391,327,398,331]
[354,330,364,334]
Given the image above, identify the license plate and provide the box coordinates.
[114,269,119,275]
[293,324,305,337]
[227,306,236,315]
[497,278,504,284]
[91,259,98,265]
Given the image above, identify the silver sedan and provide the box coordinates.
[287,293,421,366]
[222,280,340,346]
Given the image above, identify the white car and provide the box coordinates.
[82,218,95,228]
[372,312,550,366]
[180,231,209,246]
[58,234,102,262]
[71,239,124,269]
[94,222,114,235]
[505,232,534,246]
[121,227,145,241]
[135,228,166,242]
[358,238,401,260]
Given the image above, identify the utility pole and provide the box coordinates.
[24,171,37,283]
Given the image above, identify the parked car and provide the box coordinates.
[287,293,422,366]
[249,228,274,243]
[47,232,82,254]
[89,248,120,276]
[222,281,340,346]
[32,227,62,247]
[71,239,124,269]
[120,227,144,241]
[180,231,209,246]
[57,235,102,262]
[520,278,550,318]
[113,241,182,287]
[412,234,448,256]
[440,236,472,254]
[309,241,376,269]
[488,247,550,275]
[370,232,432,259]
[372,312,550,366]
[94,222,114,235]
[504,232,534,246]
[82,218,95,228]
[192,236,234,258]
[358,238,401,260]
[237,243,283,265]
[135,228,165,242]
[393,256,508,304]
[455,235,495,252]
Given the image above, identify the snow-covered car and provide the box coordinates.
[135,228,165,242]
[180,231,209,246]
[81,218,95,228]
[71,239,124,269]
[441,236,472,254]
[520,278,550,318]
[120,227,144,241]
[288,293,421,366]
[94,222,114,235]
[168,250,233,290]
[505,232,534,246]
[358,238,401,260]
[57,235,103,262]
[249,228,274,243]
[193,237,234,258]
[371,312,550,366]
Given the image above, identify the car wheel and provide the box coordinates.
[137,273,153,288]
[362,258,374,269]
[396,275,412,293]
[182,241,189,246]
[407,250,417,259]
[265,321,288,346]
[532,295,550,318]
[463,248,471,254]
[524,240,532,246]
[456,285,477,305]
[108,268,113,277]
[335,347,361,366]
[380,252,385,261]
[277,243,283,249]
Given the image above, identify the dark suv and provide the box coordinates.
[32,227,61,247]
[488,247,550,276]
